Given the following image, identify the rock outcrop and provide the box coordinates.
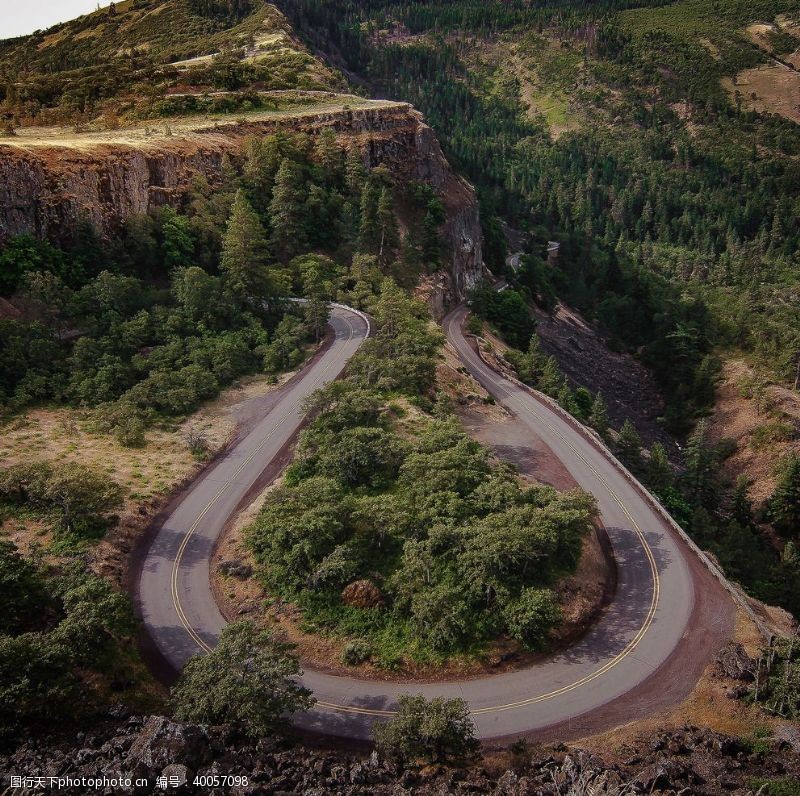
[2,714,799,795]
[0,102,482,302]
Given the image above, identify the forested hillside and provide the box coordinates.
[279,0,800,403]
[273,0,800,618]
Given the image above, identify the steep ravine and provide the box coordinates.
[0,102,482,301]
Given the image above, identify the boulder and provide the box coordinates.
[160,763,190,787]
[127,717,212,775]
[217,560,253,579]
[341,579,384,608]
[717,642,756,681]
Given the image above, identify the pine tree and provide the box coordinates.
[683,420,718,509]
[645,442,673,494]
[345,145,366,197]
[617,419,642,469]
[556,384,580,417]
[769,454,800,537]
[358,178,381,254]
[731,475,755,529]
[422,207,442,267]
[377,187,399,265]
[538,356,565,397]
[315,128,343,182]
[589,392,609,437]
[526,335,547,382]
[300,257,333,343]
[221,190,275,312]
[243,139,278,214]
[269,159,306,262]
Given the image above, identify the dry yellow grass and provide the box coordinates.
[0,94,403,152]
[0,370,298,581]
[705,358,800,503]
[724,64,800,123]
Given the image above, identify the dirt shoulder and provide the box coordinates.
[567,610,784,760]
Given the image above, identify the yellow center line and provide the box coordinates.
[170,315,357,653]
[171,312,659,723]
[317,321,660,718]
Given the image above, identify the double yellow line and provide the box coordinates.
[170,313,659,722]
[317,329,660,718]
[170,316,357,654]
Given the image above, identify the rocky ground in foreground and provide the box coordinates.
[2,710,798,795]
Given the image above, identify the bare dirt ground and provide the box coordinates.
[210,343,615,682]
[723,64,800,123]
[705,358,800,504]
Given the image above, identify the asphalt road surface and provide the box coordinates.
[139,305,369,671]
[139,302,729,741]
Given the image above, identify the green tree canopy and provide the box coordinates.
[221,190,284,314]
[171,621,314,736]
[373,695,479,764]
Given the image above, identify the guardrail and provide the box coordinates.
[468,331,774,641]
[330,302,374,339]
[287,297,374,339]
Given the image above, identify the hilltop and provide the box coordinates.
[0,0,341,131]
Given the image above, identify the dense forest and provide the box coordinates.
[273,0,800,620]
[278,0,800,408]
[0,130,440,428]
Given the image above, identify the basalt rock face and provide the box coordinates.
[2,715,799,795]
[0,103,482,301]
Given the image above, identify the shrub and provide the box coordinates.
[0,461,123,538]
[185,426,210,459]
[0,561,137,740]
[171,621,314,736]
[465,314,483,336]
[340,638,372,666]
[0,540,48,635]
[750,419,794,451]
[124,365,219,415]
[88,401,148,448]
[373,694,479,764]
[501,588,561,649]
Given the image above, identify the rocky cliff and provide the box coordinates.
[0,101,482,301]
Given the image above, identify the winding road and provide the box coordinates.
[138,302,733,742]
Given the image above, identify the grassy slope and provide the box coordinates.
[0,0,341,127]
[1,0,302,69]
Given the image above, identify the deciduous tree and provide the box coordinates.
[171,621,314,736]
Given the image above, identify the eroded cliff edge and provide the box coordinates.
[0,101,482,303]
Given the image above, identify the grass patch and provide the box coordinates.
[740,725,773,755]
[748,778,800,796]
